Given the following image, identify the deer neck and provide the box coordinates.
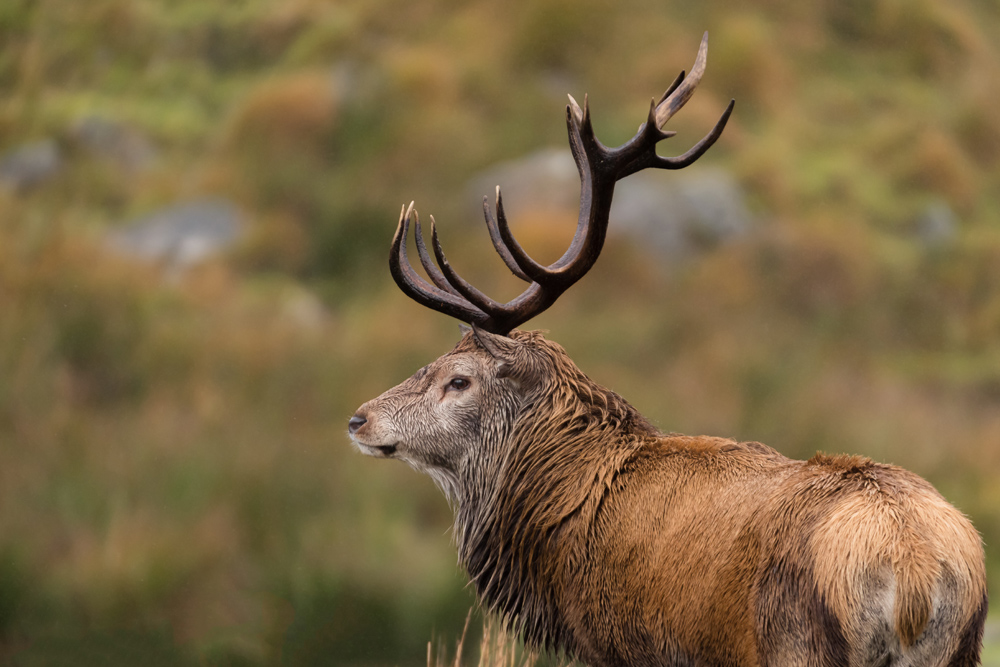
[453,373,654,652]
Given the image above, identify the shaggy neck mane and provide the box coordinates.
[456,332,657,653]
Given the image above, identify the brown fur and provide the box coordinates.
[350,330,987,667]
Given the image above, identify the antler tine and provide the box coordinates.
[389,203,490,326]
[567,93,586,126]
[656,98,735,170]
[657,70,687,106]
[428,214,508,316]
[412,209,460,295]
[654,31,709,129]
[482,188,531,283]
[492,187,550,284]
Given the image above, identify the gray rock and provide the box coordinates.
[914,199,957,248]
[71,116,158,172]
[467,148,752,259]
[330,59,382,108]
[468,148,579,216]
[107,198,244,270]
[614,168,752,257]
[0,139,62,191]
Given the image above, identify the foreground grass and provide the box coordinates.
[429,614,569,667]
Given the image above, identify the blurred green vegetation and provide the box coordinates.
[1,0,999,664]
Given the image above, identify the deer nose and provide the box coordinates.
[348,414,367,435]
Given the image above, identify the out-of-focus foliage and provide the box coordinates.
[0,0,999,664]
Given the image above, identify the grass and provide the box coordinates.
[428,612,582,667]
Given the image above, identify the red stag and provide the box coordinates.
[349,34,987,667]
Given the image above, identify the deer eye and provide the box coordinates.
[446,377,471,392]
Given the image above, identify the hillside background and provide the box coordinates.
[1,0,998,664]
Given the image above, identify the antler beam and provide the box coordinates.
[390,32,734,335]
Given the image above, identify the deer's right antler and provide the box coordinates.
[390,33,734,336]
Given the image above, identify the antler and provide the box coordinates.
[390,32,735,336]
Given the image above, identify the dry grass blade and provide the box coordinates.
[428,613,572,667]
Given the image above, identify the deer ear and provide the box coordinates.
[458,324,472,337]
[470,325,518,378]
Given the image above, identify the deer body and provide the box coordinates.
[351,331,986,667]
[349,36,986,666]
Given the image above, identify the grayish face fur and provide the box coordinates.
[348,333,519,504]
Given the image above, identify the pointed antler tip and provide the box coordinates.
[567,94,584,125]
[696,34,709,63]
[643,97,659,131]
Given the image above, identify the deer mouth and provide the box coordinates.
[352,438,399,458]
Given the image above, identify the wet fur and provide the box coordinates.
[351,330,987,667]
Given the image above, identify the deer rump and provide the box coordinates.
[349,34,987,667]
